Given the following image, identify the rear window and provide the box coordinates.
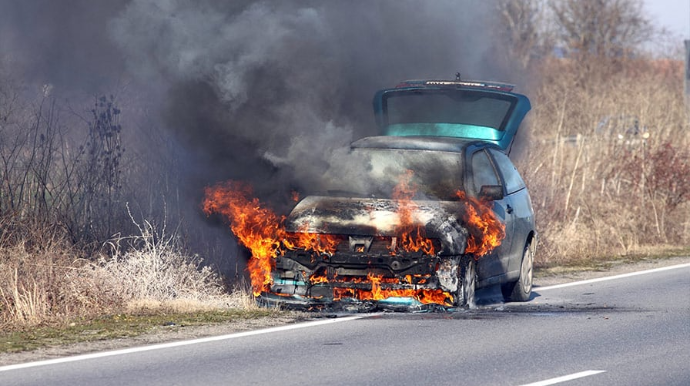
[385,90,515,131]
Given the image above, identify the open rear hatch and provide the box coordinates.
[373,79,531,151]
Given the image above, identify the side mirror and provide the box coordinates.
[478,185,504,201]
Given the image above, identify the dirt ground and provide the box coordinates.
[1,255,688,367]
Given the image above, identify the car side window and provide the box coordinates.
[471,150,500,194]
[489,149,526,195]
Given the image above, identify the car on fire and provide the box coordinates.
[263,78,536,310]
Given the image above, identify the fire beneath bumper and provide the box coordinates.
[263,241,460,311]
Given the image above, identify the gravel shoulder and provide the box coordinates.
[2,255,688,367]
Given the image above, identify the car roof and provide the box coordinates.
[351,135,497,154]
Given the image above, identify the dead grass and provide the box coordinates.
[520,56,690,266]
[0,307,285,355]
[0,234,119,327]
[0,215,256,332]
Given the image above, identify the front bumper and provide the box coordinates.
[258,292,455,312]
[265,249,460,309]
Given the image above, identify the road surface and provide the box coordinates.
[1,264,689,386]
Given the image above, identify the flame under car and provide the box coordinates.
[261,135,537,311]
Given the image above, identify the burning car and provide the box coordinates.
[204,78,536,311]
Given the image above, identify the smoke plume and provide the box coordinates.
[107,0,508,199]
[0,0,515,273]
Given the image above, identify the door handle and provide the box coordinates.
[506,204,514,214]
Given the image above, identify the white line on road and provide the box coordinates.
[520,370,606,386]
[0,315,369,373]
[537,263,690,291]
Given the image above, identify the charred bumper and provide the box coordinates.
[266,241,461,309]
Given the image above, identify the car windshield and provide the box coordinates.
[385,89,514,130]
[324,147,464,200]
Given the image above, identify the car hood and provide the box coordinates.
[373,81,531,151]
[286,195,467,254]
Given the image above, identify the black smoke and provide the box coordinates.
[0,0,517,274]
[107,0,510,200]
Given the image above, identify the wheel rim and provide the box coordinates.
[520,247,533,294]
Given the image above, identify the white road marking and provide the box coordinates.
[519,370,606,386]
[537,263,690,291]
[0,315,368,373]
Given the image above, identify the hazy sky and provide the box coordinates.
[643,0,690,39]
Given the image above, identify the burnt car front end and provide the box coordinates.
[261,196,469,311]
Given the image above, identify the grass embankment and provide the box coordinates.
[0,308,283,354]
[0,219,293,355]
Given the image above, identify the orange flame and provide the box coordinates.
[349,273,452,305]
[203,182,342,296]
[392,170,435,255]
[456,191,505,256]
[203,179,502,307]
[283,227,342,255]
[202,181,285,296]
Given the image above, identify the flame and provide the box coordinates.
[353,273,452,305]
[203,182,341,296]
[392,170,435,255]
[291,191,300,202]
[309,275,330,284]
[283,227,342,255]
[456,191,506,256]
[203,178,503,308]
[202,181,285,296]
[309,273,451,305]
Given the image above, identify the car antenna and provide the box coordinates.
[455,72,461,80]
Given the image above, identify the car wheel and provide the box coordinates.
[457,257,476,308]
[501,243,533,302]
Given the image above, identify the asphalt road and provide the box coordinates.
[1,264,689,386]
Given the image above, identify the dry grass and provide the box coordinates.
[0,216,254,331]
[0,241,117,328]
[520,56,690,266]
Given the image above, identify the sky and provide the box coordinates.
[643,0,690,39]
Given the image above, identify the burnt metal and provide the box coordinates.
[258,293,453,313]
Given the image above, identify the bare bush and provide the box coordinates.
[550,0,654,58]
[98,210,227,307]
[494,0,554,70]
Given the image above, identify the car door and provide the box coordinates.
[488,148,532,274]
[468,148,515,283]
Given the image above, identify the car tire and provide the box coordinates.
[501,243,533,302]
[457,257,476,308]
